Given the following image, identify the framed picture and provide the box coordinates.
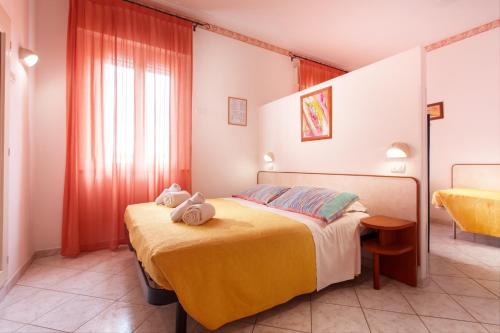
[228,97,247,126]
[427,102,444,120]
[301,86,332,141]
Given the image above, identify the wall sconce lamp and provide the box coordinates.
[386,142,409,173]
[263,152,275,170]
[19,47,39,67]
[386,142,410,159]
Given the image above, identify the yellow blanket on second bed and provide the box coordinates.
[432,188,500,237]
[124,199,316,330]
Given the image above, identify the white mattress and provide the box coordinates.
[224,198,369,290]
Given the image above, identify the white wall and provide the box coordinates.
[0,0,33,283]
[258,47,428,277]
[30,0,68,252]
[192,29,295,197]
[427,28,500,224]
[30,1,296,251]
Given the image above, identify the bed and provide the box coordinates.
[432,164,500,238]
[125,171,420,332]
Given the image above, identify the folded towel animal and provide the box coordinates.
[182,203,216,226]
[155,183,182,204]
[163,190,191,208]
[170,192,206,222]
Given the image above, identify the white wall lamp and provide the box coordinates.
[386,142,410,173]
[263,152,275,171]
[19,47,39,67]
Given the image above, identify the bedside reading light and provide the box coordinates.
[386,143,409,173]
[386,143,409,159]
[19,47,39,67]
[263,152,275,170]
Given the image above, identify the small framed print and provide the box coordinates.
[301,86,332,141]
[427,102,444,120]
[228,97,247,126]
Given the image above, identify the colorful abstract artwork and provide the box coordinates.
[300,86,332,141]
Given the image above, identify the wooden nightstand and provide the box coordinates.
[361,215,417,289]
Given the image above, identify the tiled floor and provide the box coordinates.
[0,223,498,333]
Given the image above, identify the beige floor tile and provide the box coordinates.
[476,279,500,297]
[393,277,445,294]
[16,324,63,332]
[17,265,80,289]
[119,265,138,278]
[452,295,500,325]
[110,248,135,260]
[430,258,467,277]
[32,295,113,332]
[87,256,135,275]
[0,286,39,311]
[83,274,139,300]
[311,302,369,333]
[432,275,497,298]
[352,273,399,290]
[402,292,474,321]
[33,253,106,271]
[75,301,153,333]
[206,320,254,333]
[0,289,74,324]
[455,245,500,267]
[453,263,500,281]
[119,287,149,305]
[0,319,23,332]
[364,309,428,333]
[54,270,113,295]
[312,287,359,307]
[355,287,414,313]
[133,304,176,333]
[253,325,297,333]
[257,297,311,332]
[420,316,488,333]
[482,324,500,333]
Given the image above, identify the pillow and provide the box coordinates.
[345,200,368,213]
[268,186,338,219]
[319,192,360,223]
[233,184,290,204]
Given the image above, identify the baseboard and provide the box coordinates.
[0,253,35,300]
[34,248,61,259]
[430,218,453,226]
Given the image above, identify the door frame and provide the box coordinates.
[0,3,11,288]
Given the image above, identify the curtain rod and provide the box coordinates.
[124,0,347,72]
[123,0,210,30]
[290,54,347,73]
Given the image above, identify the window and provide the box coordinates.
[103,62,170,173]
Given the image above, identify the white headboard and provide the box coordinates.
[258,171,420,223]
[452,164,500,191]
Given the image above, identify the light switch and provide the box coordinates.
[391,162,406,173]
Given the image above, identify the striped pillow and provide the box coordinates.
[268,186,338,220]
[233,184,290,204]
[319,192,359,223]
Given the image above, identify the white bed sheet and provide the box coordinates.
[224,197,369,290]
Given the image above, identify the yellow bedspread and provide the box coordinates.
[124,199,316,330]
[432,188,500,237]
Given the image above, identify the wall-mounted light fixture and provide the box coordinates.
[263,152,275,170]
[386,142,410,159]
[19,47,38,67]
[386,142,409,173]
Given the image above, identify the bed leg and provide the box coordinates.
[176,302,187,333]
[453,221,456,239]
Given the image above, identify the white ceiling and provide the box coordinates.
[146,0,499,70]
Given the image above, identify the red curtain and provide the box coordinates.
[298,59,346,91]
[62,0,192,256]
